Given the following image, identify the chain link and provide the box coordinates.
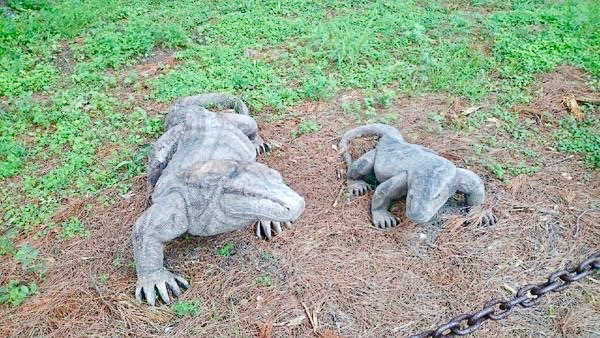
[409,252,599,338]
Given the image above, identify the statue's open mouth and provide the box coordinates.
[225,191,305,222]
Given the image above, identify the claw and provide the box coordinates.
[135,286,142,302]
[263,221,272,240]
[167,278,182,297]
[175,275,189,288]
[256,221,262,239]
[135,270,188,306]
[478,209,497,226]
[157,283,170,304]
[347,180,372,197]
[145,285,156,306]
[256,219,292,240]
[255,141,271,155]
[273,221,282,234]
[372,210,398,230]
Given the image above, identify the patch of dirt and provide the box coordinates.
[512,65,597,122]
[1,68,599,338]
[136,49,177,78]
[54,41,75,75]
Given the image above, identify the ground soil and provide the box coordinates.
[1,66,598,337]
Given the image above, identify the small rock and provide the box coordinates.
[560,172,572,180]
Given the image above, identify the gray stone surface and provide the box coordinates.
[132,93,305,305]
[339,123,496,228]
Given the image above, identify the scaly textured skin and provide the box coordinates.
[132,93,305,306]
[339,123,496,228]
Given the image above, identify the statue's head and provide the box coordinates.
[180,160,305,222]
[405,161,456,224]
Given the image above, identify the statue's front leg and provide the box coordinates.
[131,195,189,305]
[455,168,497,225]
[370,173,407,228]
[346,150,376,196]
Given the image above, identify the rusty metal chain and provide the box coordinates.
[409,252,600,338]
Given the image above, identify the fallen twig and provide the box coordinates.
[574,208,600,239]
[548,155,574,166]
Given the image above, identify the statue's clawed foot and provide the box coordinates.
[255,220,291,240]
[135,269,189,306]
[479,209,497,226]
[253,135,271,155]
[371,210,399,229]
[347,179,373,196]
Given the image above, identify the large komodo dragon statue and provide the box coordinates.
[339,124,496,228]
[132,93,305,306]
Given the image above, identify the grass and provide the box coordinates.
[57,217,90,239]
[0,280,38,307]
[254,276,273,287]
[555,116,600,168]
[216,242,235,257]
[293,119,321,137]
[0,0,598,308]
[172,300,201,317]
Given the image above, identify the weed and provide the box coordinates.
[341,99,363,121]
[216,242,235,257]
[506,161,542,177]
[480,157,541,182]
[128,260,136,270]
[14,244,39,271]
[172,300,201,317]
[254,276,273,287]
[546,306,557,319]
[484,158,507,181]
[427,112,445,134]
[473,144,486,155]
[302,73,337,101]
[429,112,444,125]
[0,232,16,256]
[57,217,90,239]
[376,89,396,108]
[0,280,38,306]
[378,113,398,125]
[293,119,321,137]
[112,256,122,267]
[123,70,139,85]
[555,117,600,168]
[97,274,108,285]
[259,251,274,262]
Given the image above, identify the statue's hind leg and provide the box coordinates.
[346,150,376,196]
[218,113,270,154]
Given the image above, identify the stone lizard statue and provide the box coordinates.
[339,123,496,228]
[132,93,305,306]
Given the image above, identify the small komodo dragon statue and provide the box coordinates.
[132,93,305,306]
[339,123,496,228]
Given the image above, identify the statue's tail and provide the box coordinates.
[338,124,403,166]
[166,93,250,130]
